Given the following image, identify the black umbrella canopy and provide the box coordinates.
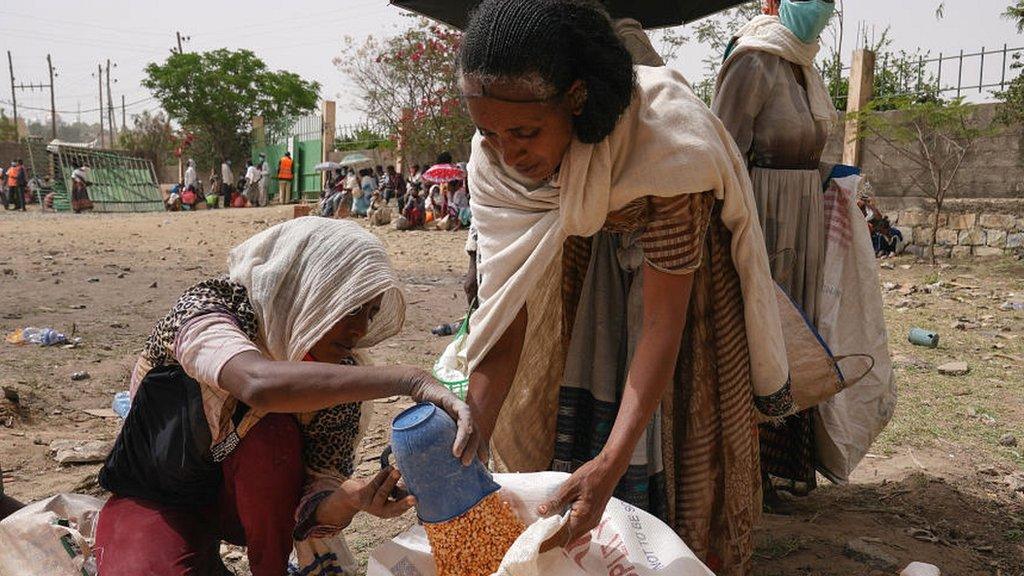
[390,0,751,30]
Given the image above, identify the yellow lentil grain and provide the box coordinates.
[424,492,526,576]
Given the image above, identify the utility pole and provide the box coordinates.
[121,94,126,131]
[47,54,56,140]
[176,31,183,54]
[7,51,17,139]
[105,59,115,145]
[97,63,104,147]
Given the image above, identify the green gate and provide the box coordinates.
[253,114,323,203]
[27,143,163,213]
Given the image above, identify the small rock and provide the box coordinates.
[900,562,941,576]
[70,304,86,310]
[880,261,895,270]
[70,371,91,381]
[937,361,970,376]
[899,264,912,270]
[1004,473,1024,492]
[999,433,1018,447]
[883,282,900,291]
[149,281,158,288]
[116,272,126,279]
[980,413,997,426]
[50,439,114,465]
[977,465,1001,476]
[844,537,898,570]
[87,277,100,283]
[999,300,1023,311]
[2,386,20,405]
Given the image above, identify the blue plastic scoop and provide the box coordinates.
[389,402,500,523]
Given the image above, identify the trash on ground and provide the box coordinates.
[901,562,941,576]
[908,328,939,348]
[111,391,131,419]
[5,327,72,347]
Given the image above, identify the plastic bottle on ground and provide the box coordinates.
[112,391,132,419]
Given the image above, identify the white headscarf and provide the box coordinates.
[719,14,838,125]
[227,217,405,361]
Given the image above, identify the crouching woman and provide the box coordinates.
[94,218,471,576]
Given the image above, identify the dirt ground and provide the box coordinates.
[1,205,1022,575]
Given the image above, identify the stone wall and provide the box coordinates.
[882,199,1024,259]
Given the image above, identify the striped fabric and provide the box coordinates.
[604,194,714,273]
[558,193,759,575]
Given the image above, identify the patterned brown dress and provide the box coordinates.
[556,192,760,575]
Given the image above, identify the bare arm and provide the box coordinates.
[464,306,528,460]
[602,264,693,473]
[219,351,421,413]
[540,264,693,548]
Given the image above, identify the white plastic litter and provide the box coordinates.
[901,562,941,576]
[0,493,103,576]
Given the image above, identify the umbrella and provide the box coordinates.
[389,0,750,30]
[339,153,374,166]
[315,161,344,172]
[421,163,466,184]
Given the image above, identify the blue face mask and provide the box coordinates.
[779,0,835,43]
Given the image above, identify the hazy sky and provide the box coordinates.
[1,0,1020,128]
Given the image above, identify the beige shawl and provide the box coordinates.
[468,65,790,407]
[718,14,839,125]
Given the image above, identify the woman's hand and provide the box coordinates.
[406,370,484,465]
[537,453,626,553]
[318,467,415,527]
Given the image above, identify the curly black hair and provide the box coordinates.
[459,0,636,144]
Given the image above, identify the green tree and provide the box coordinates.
[0,108,16,141]
[336,18,473,163]
[118,111,177,168]
[1005,0,1024,29]
[335,125,394,152]
[996,1,1024,125]
[854,98,992,263]
[143,49,319,163]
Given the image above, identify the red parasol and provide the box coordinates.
[421,163,466,184]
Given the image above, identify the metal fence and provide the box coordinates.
[23,140,163,212]
[826,44,1024,109]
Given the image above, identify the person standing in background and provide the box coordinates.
[6,159,26,211]
[277,151,294,204]
[257,153,269,207]
[243,160,261,207]
[712,0,838,501]
[221,159,235,209]
[184,159,198,192]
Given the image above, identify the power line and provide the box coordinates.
[0,95,154,115]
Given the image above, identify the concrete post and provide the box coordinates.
[843,48,876,167]
[321,101,335,191]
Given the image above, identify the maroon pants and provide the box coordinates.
[94,414,304,576]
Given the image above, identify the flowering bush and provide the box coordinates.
[336,19,473,162]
